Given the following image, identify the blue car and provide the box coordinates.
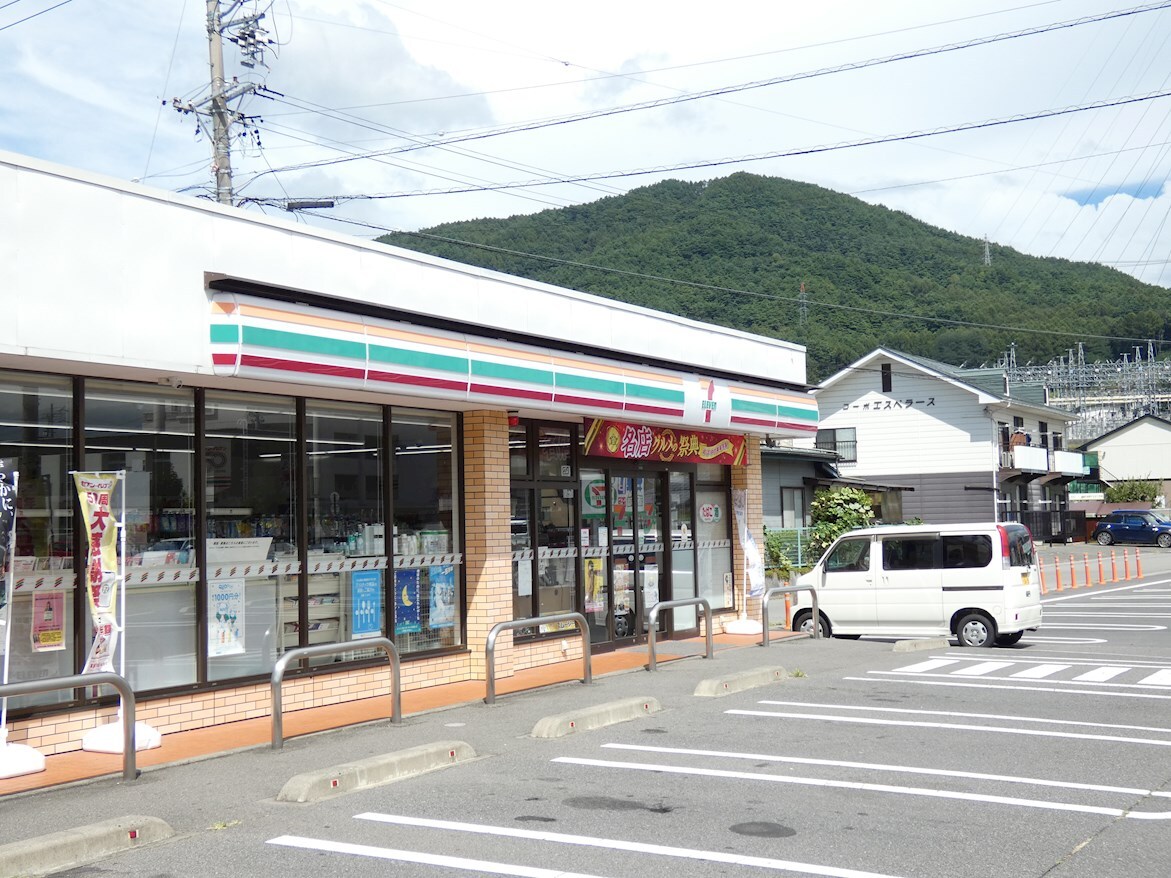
[1091,510,1171,548]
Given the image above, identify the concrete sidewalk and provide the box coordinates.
[0,631,792,798]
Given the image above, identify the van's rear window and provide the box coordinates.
[1004,526,1035,566]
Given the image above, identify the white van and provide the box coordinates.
[789,522,1042,647]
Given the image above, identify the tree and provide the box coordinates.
[809,486,876,556]
[1104,478,1160,503]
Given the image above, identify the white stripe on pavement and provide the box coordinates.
[351,814,911,878]
[1073,667,1131,682]
[267,835,608,878]
[843,676,1171,700]
[1011,664,1070,679]
[551,757,1153,819]
[600,743,1171,798]
[729,709,1171,747]
[755,700,1171,735]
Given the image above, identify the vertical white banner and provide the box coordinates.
[732,489,765,598]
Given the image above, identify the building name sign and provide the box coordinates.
[583,418,747,466]
[842,397,936,412]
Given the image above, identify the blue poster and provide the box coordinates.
[429,564,455,629]
[394,569,421,634]
[351,569,382,639]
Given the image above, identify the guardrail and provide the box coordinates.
[761,585,821,646]
[270,637,401,750]
[485,612,590,705]
[647,598,713,671]
[0,672,139,781]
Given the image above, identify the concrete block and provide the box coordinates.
[530,697,661,738]
[694,666,788,697]
[0,814,173,878]
[893,637,950,652]
[277,740,476,803]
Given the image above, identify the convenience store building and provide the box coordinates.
[0,152,818,752]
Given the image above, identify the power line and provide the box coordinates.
[284,208,1168,349]
[245,1,1171,181]
[249,89,1171,205]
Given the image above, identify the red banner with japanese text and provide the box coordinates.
[583,418,748,466]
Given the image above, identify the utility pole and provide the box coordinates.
[173,1,272,205]
[983,236,991,266]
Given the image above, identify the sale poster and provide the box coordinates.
[31,591,66,652]
[351,569,383,639]
[394,569,421,634]
[429,564,455,629]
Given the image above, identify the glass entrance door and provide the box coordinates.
[610,473,664,641]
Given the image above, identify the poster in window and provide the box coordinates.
[208,579,245,657]
[31,591,65,652]
[395,568,421,633]
[429,564,455,629]
[351,569,383,639]
[584,557,605,613]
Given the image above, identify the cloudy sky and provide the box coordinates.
[4,0,1171,288]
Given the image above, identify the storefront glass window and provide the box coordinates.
[696,483,733,611]
[204,391,296,682]
[302,401,386,663]
[510,489,532,622]
[537,488,577,619]
[392,409,461,653]
[84,380,197,691]
[509,423,528,478]
[0,372,75,709]
[537,425,573,478]
[669,471,697,628]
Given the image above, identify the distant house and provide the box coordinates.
[802,348,1087,534]
[1079,414,1171,502]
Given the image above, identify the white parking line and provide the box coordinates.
[890,658,960,673]
[1139,669,1171,685]
[1074,667,1131,682]
[268,835,607,878]
[349,814,910,878]
[843,676,1171,700]
[552,757,1164,820]
[954,661,1015,676]
[754,700,1171,735]
[728,709,1171,746]
[1012,664,1070,678]
[600,743,1171,798]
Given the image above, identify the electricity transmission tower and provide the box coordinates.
[172,1,274,205]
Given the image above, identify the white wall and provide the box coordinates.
[1092,420,1171,480]
[0,152,807,387]
[813,364,995,475]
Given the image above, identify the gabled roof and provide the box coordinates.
[816,346,1075,422]
[1082,414,1171,449]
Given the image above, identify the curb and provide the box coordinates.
[0,814,174,878]
[530,697,661,738]
[693,666,788,697]
[893,637,949,653]
[276,740,476,803]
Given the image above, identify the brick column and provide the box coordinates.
[462,411,513,679]
[731,437,765,623]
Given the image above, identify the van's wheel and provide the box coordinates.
[1097,531,1114,546]
[995,631,1024,646]
[956,612,996,648]
[793,609,831,638]
[1158,534,1171,549]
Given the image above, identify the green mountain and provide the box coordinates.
[377,173,1169,382]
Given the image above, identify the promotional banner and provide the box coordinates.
[583,419,747,466]
[31,592,65,653]
[208,579,245,657]
[429,565,455,629]
[351,569,383,639]
[0,463,14,618]
[394,569,421,634]
[74,472,122,674]
[732,489,765,598]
